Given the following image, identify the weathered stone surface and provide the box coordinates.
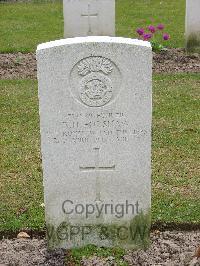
[37,36,152,249]
[63,0,115,37]
[185,0,200,52]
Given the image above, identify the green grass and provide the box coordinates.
[0,74,200,234]
[0,80,44,231]
[0,0,185,52]
[66,245,128,265]
[116,0,185,48]
[152,74,200,224]
[0,1,63,53]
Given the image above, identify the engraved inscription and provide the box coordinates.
[50,111,150,145]
[81,3,98,35]
[61,111,129,144]
[80,147,115,202]
[70,56,122,107]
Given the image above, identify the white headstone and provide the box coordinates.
[63,0,115,37]
[37,36,152,250]
[185,0,200,51]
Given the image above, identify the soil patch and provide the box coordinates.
[0,49,199,79]
[153,48,200,74]
[0,231,199,265]
[0,53,36,79]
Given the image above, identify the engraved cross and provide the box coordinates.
[79,147,115,202]
[81,4,98,35]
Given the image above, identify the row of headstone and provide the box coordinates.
[63,0,200,52]
[37,0,152,250]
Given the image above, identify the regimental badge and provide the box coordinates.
[70,56,121,107]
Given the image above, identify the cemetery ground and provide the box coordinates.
[0,0,200,265]
[1,76,200,265]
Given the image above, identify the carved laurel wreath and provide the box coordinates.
[77,57,113,76]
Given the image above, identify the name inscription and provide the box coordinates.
[51,111,149,145]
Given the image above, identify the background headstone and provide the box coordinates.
[185,0,200,51]
[37,37,152,250]
[63,0,115,37]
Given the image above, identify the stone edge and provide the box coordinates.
[36,36,152,52]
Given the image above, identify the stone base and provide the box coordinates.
[186,35,200,53]
[46,212,151,250]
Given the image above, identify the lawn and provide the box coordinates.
[1,74,200,233]
[0,0,185,52]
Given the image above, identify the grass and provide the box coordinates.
[0,80,44,231]
[152,74,200,224]
[0,0,185,52]
[66,245,128,265]
[116,0,185,48]
[0,1,63,53]
[0,74,200,234]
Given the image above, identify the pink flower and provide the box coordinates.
[143,33,152,41]
[157,24,164,30]
[136,28,145,36]
[163,33,170,40]
[148,25,156,33]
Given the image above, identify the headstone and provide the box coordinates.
[185,0,200,51]
[37,36,152,250]
[63,0,115,37]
